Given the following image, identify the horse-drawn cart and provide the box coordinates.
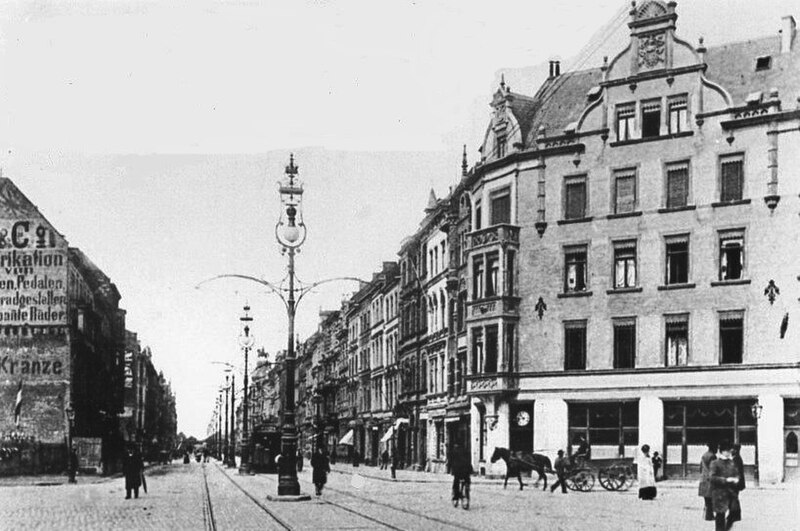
[565,457,635,492]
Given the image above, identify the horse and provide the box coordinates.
[490,447,553,491]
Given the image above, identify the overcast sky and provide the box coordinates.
[0,0,793,438]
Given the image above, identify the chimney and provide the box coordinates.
[554,60,561,77]
[548,61,554,78]
[782,15,796,53]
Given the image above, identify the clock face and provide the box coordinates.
[515,411,530,427]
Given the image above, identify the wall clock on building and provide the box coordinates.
[515,411,530,427]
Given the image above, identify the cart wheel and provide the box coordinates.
[599,466,624,491]
[574,469,595,492]
[565,473,579,491]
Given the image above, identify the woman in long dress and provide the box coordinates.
[637,444,657,500]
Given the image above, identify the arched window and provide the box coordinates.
[787,431,799,454]
[440,291,447,331]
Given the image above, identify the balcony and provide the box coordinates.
[466,295,520,321]
[466,373,517,396]
[468,224,519,252]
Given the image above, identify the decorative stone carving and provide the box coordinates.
[638,33,666,69]
[635,1,668,21]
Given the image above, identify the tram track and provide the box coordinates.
[204,460,478,530]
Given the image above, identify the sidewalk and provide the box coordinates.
[326,462,794,490]
[0,461,165,488]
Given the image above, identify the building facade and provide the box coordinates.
[248,2,800,484]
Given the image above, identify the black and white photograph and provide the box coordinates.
[0,0,798,529]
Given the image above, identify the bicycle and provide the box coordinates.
[452,477,470,510]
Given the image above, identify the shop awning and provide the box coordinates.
[339,429,354,445]
[379,426,394,443]
[394,418,410,429]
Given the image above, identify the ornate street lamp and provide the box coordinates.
[272,154,308,499]
[65,403,76,484]
[238,304,255,475]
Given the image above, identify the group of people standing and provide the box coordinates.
[699,440,746,531]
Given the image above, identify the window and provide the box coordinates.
[665,314,689,366]
[665,235,689,285]
[613,240,637,289]
[485,325,498,373]
[486,253,499,297]
[668,95,688,134]
[665,161,689,209]
[564,245,588,293]
[564,320,587,370]
[719,230,744,281]
[755,55,772,71]
[720,154,744,202]
[641,99,661,138]
[490,187,511,225]
[719,311,744,364]
[613,318,636,369]
[496,136,507,158]
[472,256,484,299]
[564,175,587,220]
[474,199,482,231]
[471,328,483,374]
[506,250,516,296]
[613,169,636,214]
[616,103,635,141]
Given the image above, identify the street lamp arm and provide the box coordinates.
[195,274,289,311]
[295,276,369,308]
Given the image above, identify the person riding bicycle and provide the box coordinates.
[447,443,472,502]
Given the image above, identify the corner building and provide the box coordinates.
[465,1,800,483]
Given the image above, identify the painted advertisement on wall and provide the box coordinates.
[0,220,68,326]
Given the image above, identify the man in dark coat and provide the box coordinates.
[698,442,717,521]
[447,443,472,501]
[296,448,304,472]
[123,446,144,499]
[728,443,746,525]
[549,449,568,493]
[310,447,330,496]
[709,440,740,531]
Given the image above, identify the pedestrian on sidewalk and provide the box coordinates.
[637,444,657,500]
[296,448,304,472]
[549,450,568,493]
[728,443,746,526]
[699,442,717,521]
[390,450,397,479]
[123,445,144,500]
[381,448,389,470]
[310,447,330,496]
[709,440,740,531]
[652,451,663,481]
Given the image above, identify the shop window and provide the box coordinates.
[719,154,744,202]
[665,314,689,366]
[641,99,661,138]
[564,245,588,293]
[613,318,636,369]
[719,230,745,281]
[490,187,511,225]
[616,103,635,141]
[719,311,744,364]
[613,240,637,289]
[613,169,637,214]
[564,175,587,220]
[564,320,587,370]
[665,235,689,285]
[665,161,689,209]
[667,95,688,134]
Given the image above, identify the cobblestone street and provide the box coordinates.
[0,460,797,530]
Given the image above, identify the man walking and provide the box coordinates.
[447,443,472,502]
[699,442,717,521]
[550,450,568,493]
[122,445,144,500]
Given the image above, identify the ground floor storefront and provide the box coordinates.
[469,366,800,483]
